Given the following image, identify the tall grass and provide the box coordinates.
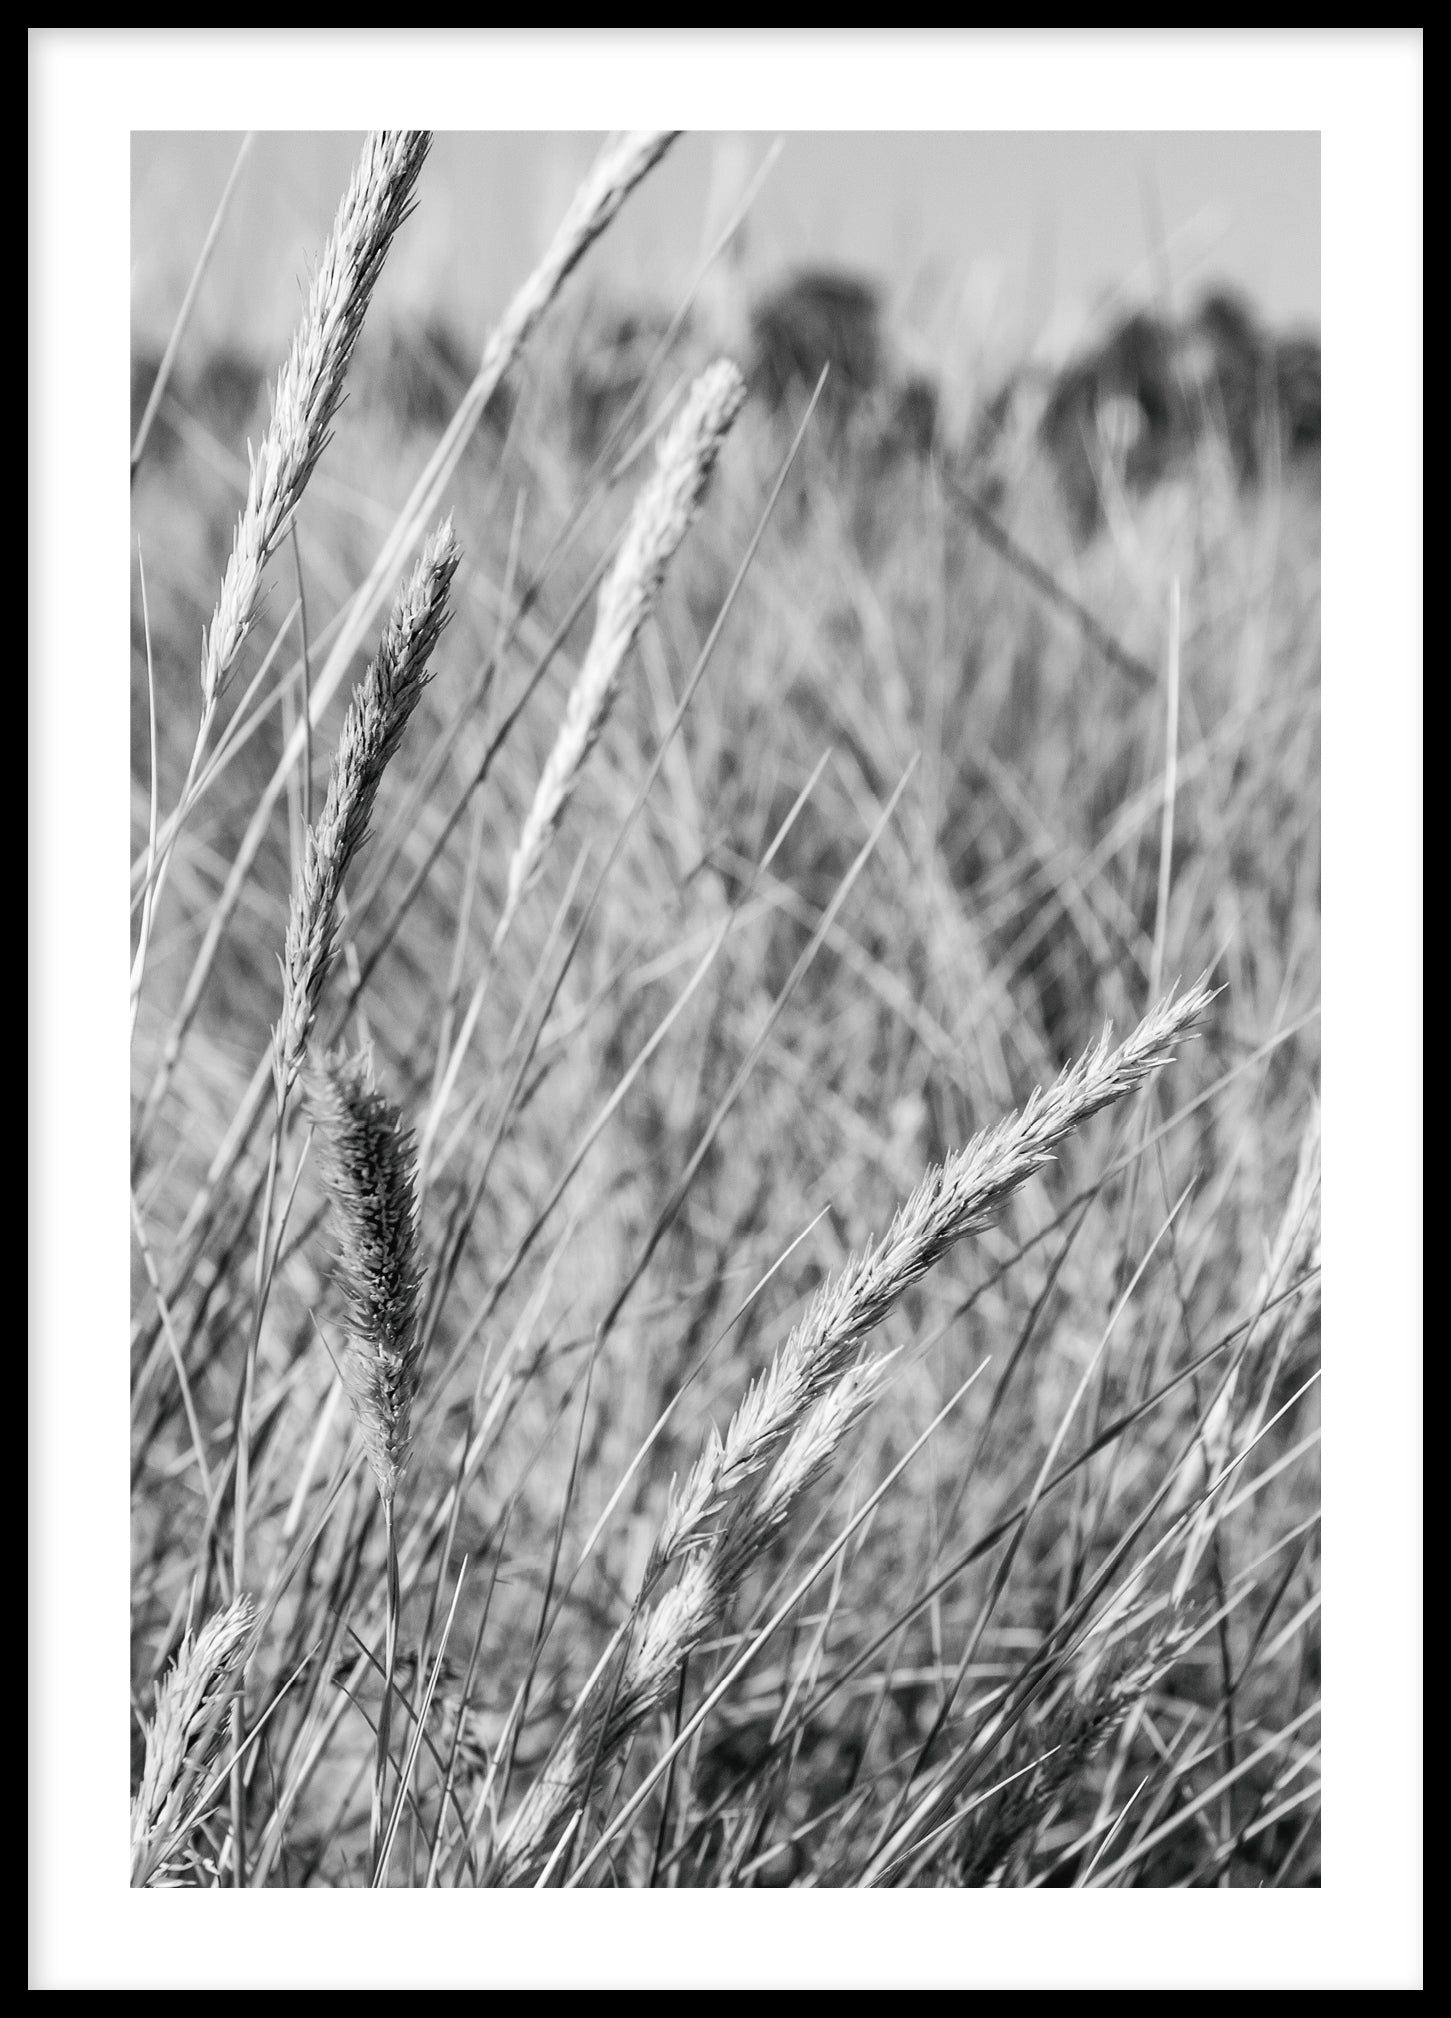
[130,130,1320,1889]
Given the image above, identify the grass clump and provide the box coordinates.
[131,130,1320,1891]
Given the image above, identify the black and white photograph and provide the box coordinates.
[32,28,1420,1990]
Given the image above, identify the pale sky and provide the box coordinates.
[132,130,1319,384]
